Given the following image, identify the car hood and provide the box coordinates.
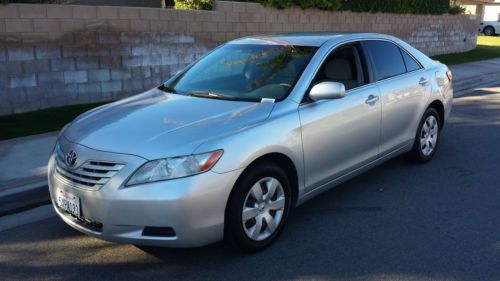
[63,88,275,159]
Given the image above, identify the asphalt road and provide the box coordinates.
[1,86,500,281]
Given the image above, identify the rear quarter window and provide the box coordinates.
[363,40,407,81]
[400,50,422,72]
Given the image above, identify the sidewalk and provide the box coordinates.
[1,58,500,215]
[0,132,58,214]
[450,57,500,94]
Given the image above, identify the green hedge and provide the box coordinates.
[339,0,451,15]
[261,0,455,14]
[175,0,462,15]
[260,0,341,11]
[174,0,212,10]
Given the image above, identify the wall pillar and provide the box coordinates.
[476,3,486,20]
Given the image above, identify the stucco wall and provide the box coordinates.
[0,1,479,115]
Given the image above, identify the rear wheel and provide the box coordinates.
[484,26,495,36]
[407,107,441,163]
[225,162,291,252]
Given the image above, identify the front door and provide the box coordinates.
[299,44,382,191]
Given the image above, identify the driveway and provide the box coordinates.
[0,85,499,281]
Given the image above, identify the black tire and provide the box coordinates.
[484,26,495,36]
[225,162,291,252]
[407,107,441,163]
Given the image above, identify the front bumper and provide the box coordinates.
[48,138,242,248]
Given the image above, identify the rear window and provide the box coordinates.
[364,40,407,81]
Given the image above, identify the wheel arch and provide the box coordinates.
[222,152,300,242]
[230,152,300,207]
[484,25,496,34]
[428,99,445,129]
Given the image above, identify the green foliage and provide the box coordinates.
[298,0,341,11]
[340,0,450,15]
[448,5,466,15]
[261,0,456,15]
[174,0,212,10]
[260,0,341,10]
[1,0,56,3]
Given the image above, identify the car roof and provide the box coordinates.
[228,32,437,68]
[229,32,366,47]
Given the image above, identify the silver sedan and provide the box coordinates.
[48,32,453,251]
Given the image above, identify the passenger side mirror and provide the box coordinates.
[309,82,346,101]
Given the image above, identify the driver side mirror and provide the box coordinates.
[309,82,346,101]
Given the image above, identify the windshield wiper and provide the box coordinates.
[188,91,236,100]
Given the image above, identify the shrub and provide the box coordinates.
[174,0,465,15]
[262,0,455,15]
[174,0,212,10]
[449,5,466,15]
[261,0,341,10]
[340,0,452,14]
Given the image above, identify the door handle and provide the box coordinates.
[365,95,379,105]
[419,77,429,86]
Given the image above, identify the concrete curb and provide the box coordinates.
[0,204,54,232]
[453,70,500,95]
[454,79,500,98]
[0,181,50,217]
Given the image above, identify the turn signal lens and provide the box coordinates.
[199,150,224,172]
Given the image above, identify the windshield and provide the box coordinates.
[166,44,317,102]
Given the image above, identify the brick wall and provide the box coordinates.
[0,1,479,115]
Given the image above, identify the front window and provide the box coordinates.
[166,44,317,102]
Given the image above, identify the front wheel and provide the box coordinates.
[407,107,441,163]
[484,26,495,36]
[225,163,291,252]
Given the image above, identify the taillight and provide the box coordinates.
[446,70,453,82]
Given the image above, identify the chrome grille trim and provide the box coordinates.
[54,145,125,190]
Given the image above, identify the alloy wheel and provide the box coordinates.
[420,115,439,156]
[242,177,285,241]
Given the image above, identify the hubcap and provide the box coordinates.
[242,177,285,241]
[420,115,439,156]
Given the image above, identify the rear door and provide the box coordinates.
[362,40,430,154]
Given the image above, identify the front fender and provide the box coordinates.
[193,100,306,197]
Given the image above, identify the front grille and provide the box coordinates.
[54,145,125,190]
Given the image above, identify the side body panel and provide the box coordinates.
[298,84,382,191]
[376,70,431,154]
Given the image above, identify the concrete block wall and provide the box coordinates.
[0,1,479,115]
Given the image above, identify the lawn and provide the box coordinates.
[0,102,106,141]
[432,35,500,65]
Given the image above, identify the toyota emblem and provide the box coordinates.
[65,150,77,168]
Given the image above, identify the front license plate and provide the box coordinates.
[56,189,80,217]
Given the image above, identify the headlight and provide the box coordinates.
[126,150,223,186]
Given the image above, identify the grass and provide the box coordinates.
[432,35,500,65]
[0,102,106,141]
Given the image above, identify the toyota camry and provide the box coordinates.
[48,33,453,251]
